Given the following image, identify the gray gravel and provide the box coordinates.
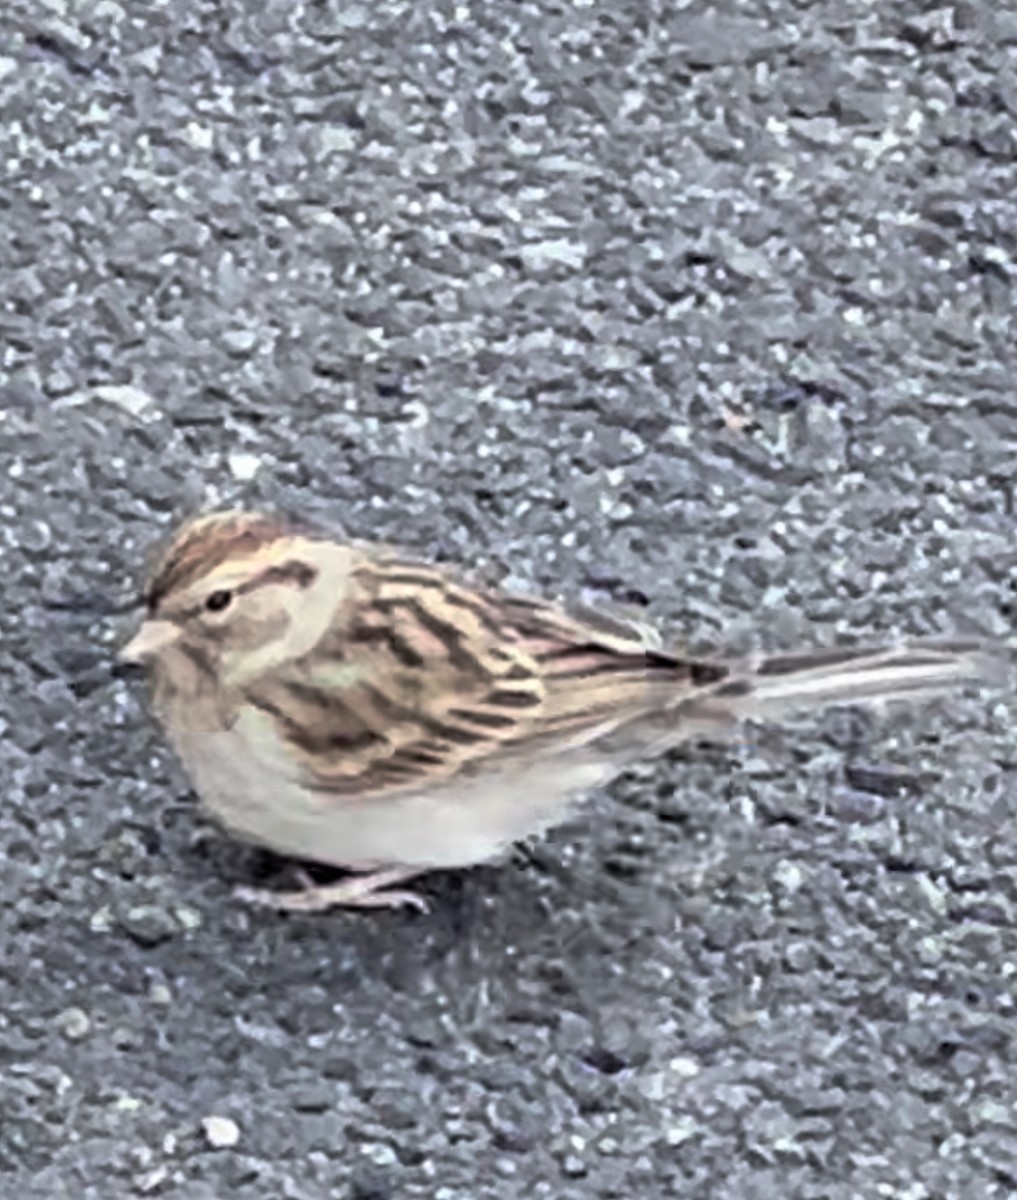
[3,0,1017,1197]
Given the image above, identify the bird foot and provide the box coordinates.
[235,867,429,914]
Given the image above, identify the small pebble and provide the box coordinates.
[55,1006,91,1040]
[202,1115,241,1149]
[93,385,155,416]
[228,452,262,481]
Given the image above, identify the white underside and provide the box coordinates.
[170,705,612,871]
[162,640,992,870]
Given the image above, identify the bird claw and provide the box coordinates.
[234,868,430,914]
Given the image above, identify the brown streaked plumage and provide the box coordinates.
[119,509,1005,914]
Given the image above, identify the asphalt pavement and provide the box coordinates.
[2,1,1017,1197]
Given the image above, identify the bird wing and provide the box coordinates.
[241,555,727,799]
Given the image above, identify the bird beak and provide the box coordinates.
[119,619,180,662]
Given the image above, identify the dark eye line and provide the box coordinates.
[226,560,319,597]
[175,559,320,621]
[256,560,319,590]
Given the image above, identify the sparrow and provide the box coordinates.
[119,509,1001,914]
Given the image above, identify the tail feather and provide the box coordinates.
[694,637,1004,726]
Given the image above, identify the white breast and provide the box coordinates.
[168,705,613,872]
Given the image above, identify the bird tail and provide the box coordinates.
[688,637,1004,728]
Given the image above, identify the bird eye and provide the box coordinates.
[204,589,233,613]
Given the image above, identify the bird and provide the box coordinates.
[118,509,1002,914]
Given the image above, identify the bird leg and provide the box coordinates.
[235,866,429,914]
